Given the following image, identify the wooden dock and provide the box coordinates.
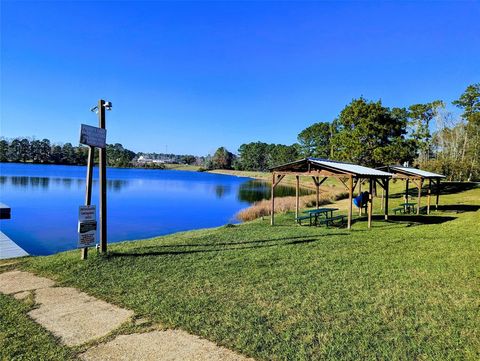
[0,202,11,219]
[0,231,28,259]
[0,202,28,259]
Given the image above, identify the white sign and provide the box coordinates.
[80,124,106,148]
[78,205,97,248]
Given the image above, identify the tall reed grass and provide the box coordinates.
[237,190,348,222]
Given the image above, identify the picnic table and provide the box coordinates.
[399,202,417,214]
[296,207,342,227]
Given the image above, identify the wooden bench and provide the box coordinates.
[295,215,312,226]
[417,205,428,214]
[393,207,404,215]
[318,215,345,228]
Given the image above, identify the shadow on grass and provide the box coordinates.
[388,181,479,199]
[435,204,480,213]
[108,234,348,258]
[386,215,456,225]
[440,182,479,194]
[351,214,457,227]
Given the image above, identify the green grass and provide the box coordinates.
[7,186,480,360]
[164,164,202,171]
[0,293,76,361]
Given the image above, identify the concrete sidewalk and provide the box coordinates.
[0,270,253,361]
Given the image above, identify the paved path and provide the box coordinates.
[81,330,251,361]
[0,270,253,361]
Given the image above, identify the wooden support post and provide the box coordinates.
[384,178,389,220]
[82,146,94,260]
[427,179,432,214]
[315,177,320,209]
[358,180,362,216]
[295,176,299,221]
[98,99,107,253]
[380,187,384,211]
[416,178,423,215]
[405,179,409,204]
[436,178,440,209]
[347,175,353,229]
[368,178,373,228]
[271,172,276,226]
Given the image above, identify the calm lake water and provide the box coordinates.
[0,163,308,256]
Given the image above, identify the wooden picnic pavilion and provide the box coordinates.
[270,158,393,229]
[379,166,445,215]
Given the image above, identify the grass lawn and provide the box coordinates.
[3,186,479,360]
[163,164,202,171]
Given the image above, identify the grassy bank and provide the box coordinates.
[5,186,479,360]
[163,164,202,171]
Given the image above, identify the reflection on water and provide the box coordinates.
[1,176,307,200]
[0,163,310,256]
[214,184,231,198]
[0,176,128,192]
[237,180,313,203]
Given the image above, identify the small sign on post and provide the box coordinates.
[80,124,107,148]
[78,205,97,249]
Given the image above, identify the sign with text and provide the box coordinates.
[78,205,97,248]
[79,124,106,148]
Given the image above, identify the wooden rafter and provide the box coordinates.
[274,171,347,178]
[272,174,285,189]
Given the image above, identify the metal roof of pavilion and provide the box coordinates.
[381,165,445,179]
[270,158,393,177]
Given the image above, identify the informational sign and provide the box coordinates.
[78,205,97,248]
[79,124,106,148]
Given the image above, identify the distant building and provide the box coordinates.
[137,155,175,164]
[137,155,160,163]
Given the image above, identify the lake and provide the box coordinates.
[0,163,308,256]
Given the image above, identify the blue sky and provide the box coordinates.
[1,1,479,155]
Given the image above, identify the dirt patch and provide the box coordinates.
[0,270,54,294]
[80,329,253,361]
[29,287,133,346]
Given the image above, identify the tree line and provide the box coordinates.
[3,84,478,180]
[218,83,479,181]
[0,139,139,168]
[0,138,207,169]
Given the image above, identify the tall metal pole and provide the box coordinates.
[98,99,107,253]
